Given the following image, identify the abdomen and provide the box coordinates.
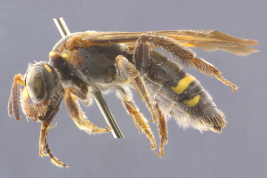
[144,51,226,133]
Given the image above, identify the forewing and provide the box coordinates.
[80,30,258,56]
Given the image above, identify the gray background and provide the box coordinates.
[0,0,266,178]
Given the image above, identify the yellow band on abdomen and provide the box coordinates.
[171,75,195,94]
[183,95,200,107]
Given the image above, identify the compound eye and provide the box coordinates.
[26,66,48,104]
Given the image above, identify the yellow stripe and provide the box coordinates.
[22,87,29,100]
[171,75,195,94]
[61,53,70,61]
[183,95,200,107]
[49,51,59,58]
[183,42,195,47]
[43,64,52,73]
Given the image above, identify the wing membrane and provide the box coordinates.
[80,30,258,56]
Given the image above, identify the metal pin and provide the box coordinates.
[94,91,124,138]
[53,18,70,37]
[53,17,124,138]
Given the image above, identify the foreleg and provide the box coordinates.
[64,87,111,134]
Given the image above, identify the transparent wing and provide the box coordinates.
[79,30,258,56]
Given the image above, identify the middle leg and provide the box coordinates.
[116,86,156,151]
[116,55,168,157]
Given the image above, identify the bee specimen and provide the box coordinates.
[8,30,258,167]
